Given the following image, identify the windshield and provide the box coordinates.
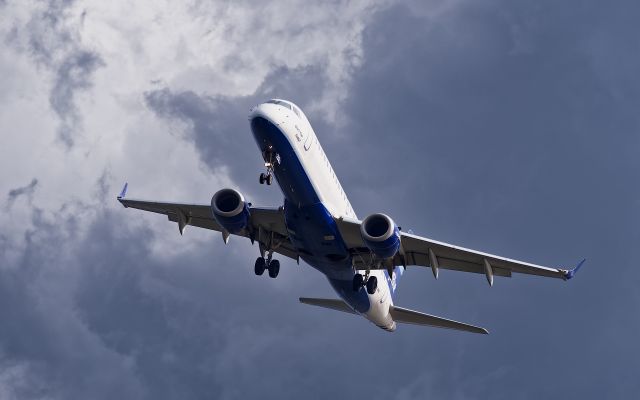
[267,99,292,110]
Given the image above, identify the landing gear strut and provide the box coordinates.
[353,273,377,294]
[259,149,276,185]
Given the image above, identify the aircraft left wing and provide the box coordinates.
[334,216,584,285]
[117,185,298,261]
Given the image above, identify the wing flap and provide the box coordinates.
[250,207,288,236]
[167,213,221,231]
[390,306,488,334]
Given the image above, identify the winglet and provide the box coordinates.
[564,258,586,280]
[117,182,128,199]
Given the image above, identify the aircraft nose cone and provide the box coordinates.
[249,102,275,124]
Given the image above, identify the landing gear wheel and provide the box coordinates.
[352,273,364,291]
[268,259,280,278]
[254,257,266,276]
[366,276,378,294]
[259,173,266,185]
[266,174,273,185]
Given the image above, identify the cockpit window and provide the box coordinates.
[267,99,292,110]
[292,105,301,118]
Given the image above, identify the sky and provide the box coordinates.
[0,0,639,398]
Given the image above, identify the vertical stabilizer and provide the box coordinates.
[386,265,404,298]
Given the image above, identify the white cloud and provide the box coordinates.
[0,0,386,262]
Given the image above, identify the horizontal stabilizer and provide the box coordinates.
[299,298,357,315]
[390,306,488,334]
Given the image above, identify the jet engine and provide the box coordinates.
[210,188,251,234]
[360,213,401,259]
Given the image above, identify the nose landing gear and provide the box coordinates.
[259,172,273,185]
[259,149,277,185]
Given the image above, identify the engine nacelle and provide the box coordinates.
[210,188,250,234]
[360,213,401,259]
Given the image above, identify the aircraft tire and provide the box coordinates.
[266,174,273,185]
[366,276,377,294]
[254,257,266,275]
[268,259,280,278]
[352,273,364,291]
[259,173,266,185]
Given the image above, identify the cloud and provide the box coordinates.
[0,1,390,398]
[12,0,104,148]
[328,2,640,398]
[6,178,38,209]
[1,0,639,399]
[49,49,104,147]
[0,0,384,248]
[143,65,331,194]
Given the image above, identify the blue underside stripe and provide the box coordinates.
[251,116,371,313]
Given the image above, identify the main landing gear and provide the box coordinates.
[254,257,280,278]
[259,148,276,185]
[255,230,281,278]
[353,273,377,295]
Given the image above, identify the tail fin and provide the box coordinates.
[386,265,405,297]
[390,305,488,334]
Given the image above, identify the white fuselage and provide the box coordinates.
[249,100,396,331]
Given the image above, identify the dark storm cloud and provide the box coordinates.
[0,181,394,399]
[49,50,104,148]
[6,178,38,209]
[0,205,146,399]
[144,65,330,203]
[24,0,77,65]
[12,0,104,148]
[324,1,640,398]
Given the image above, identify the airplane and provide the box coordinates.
[117,98,584,334]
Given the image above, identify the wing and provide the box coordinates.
[334,216,583,284]
[117,188,298,261]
